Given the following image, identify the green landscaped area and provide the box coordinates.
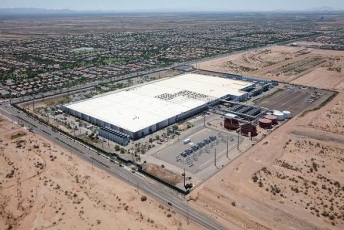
[102,57,123,64]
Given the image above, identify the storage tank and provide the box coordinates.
[224,113,240,130]
[264,115,278,125]
[240,123,258,136]
[259,118,272,129]
[283,111,291,119]
[273,110,285,121]
[224,118,240,130]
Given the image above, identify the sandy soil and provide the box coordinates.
[0,117,200,230]
[197,46,344,89]
[188,58,344,229]
[291,54,344,90]
[195,46,304,75]
[309,94,344,135]
[142,163,183,185]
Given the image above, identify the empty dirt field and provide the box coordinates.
[196,46,344,89]
[0,117,200,230]
[195,46,306,76]
[309,94,344,135]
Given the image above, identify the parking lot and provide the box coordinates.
[153,127,241,174]
[255,87,331,115]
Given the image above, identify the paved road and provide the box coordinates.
[0,101,228,230]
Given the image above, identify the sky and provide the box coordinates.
[1,0,343,12]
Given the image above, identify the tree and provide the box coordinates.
[155,135,160,140]
[149,138,153,143]
[172,125,178,130]
[115,145,120,151]
[120,148,125,153]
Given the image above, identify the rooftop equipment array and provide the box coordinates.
[155,90,208,101]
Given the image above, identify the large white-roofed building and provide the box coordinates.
[62,73,253,140]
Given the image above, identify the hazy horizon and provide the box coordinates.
[0,0,343,12]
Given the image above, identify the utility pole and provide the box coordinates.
[183,167,186,188]
[237,126,241,151]
[226,139,229,158]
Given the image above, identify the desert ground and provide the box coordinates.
[189,47,344,229]
[0,117,200,230]
[196,46,344,90]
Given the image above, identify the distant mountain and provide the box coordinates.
[271,6,342,13]
[310,6,336,12]
[0,7,342,15]
[0,8,75,15]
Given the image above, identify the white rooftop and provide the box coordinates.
[65,73,253,133]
